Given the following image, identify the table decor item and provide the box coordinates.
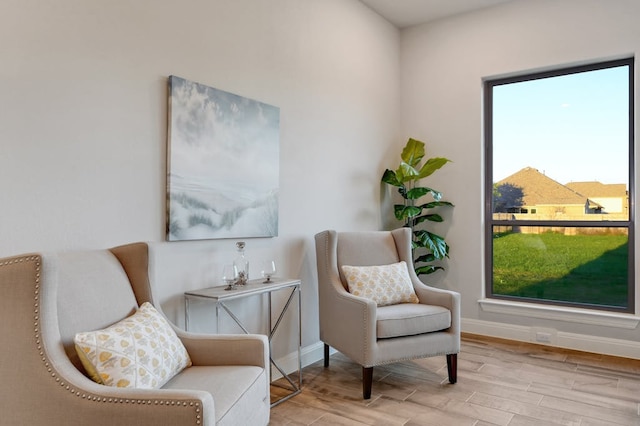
[222,264,238,291]
[234,242,249,285]
[261,260,276,283]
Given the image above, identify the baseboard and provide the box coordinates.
[462,318,640,359]
[271,341,327,380]
[274,318,640,378]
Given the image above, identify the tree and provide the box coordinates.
[493,183,524,213]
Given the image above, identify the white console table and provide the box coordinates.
[184,278,302,406]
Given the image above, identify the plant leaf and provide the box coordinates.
[415,253,437,263]
[417,157,451,179]
[394,205,421,221]
[398,185,409,199]
[407,186,441,201]
[405,187,430,200]
[414,230,449,259]
[396,162,420,183]
[414,214,443,225]
[415,265,444,276]
[420,201,455,210]
[400,138,425,168]
[381,169,402,187]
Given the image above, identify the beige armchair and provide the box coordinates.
[0,242,270,425]
[315,228,460,399]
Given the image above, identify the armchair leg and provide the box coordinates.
[446,354,457,384]
[324,343,330,367]
[362,367,373,399]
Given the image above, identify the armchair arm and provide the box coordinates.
[175,331,269,368]
[392,226,460,336]
[321,274,378,366]
[316,229,377,365]
[413,281,458,309]
[44,338,216,426]
[413,281,461,337]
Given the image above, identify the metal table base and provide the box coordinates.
[184,278,302,407]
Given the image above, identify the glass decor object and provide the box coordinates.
[222,264,238,291]
[233,242,249,286]
[261,260,276,283]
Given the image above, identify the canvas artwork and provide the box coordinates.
[167,76,280,241]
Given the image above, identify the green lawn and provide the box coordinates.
[492,232,628,308]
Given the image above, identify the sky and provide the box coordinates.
[492,64,630,186]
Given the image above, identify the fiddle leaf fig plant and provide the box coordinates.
[382,138,454,275]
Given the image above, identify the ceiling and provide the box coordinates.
[360,0,514,28]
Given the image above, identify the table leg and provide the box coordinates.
[269,286,302,406]
[184,296,190,332]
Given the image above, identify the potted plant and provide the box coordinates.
[382,138,454,275]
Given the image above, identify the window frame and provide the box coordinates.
[483,58,635,313]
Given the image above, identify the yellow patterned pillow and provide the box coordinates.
[342,261,419,306]
[74,302,192,389]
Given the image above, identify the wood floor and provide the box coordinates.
[269,334,640,426]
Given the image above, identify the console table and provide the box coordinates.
[184,278,302,406]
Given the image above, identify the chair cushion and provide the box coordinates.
[163,365,269,426]
[74,302,192,389]
[376,303,451,339]
[341,261,419,306]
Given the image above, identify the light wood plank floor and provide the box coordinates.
[269,334,640,426]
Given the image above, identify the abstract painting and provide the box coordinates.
[167,76,280,241]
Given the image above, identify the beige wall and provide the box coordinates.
[401,0,640,351]
[0,0,400,361]
[3,0,639,366]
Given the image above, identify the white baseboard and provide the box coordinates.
[273,318,640,380]
[271,341,327,380]
[463,318,640,360]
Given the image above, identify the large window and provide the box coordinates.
[484,58,634,312]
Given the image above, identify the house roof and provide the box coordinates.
[565,181,627,198]
[497,167,592,207]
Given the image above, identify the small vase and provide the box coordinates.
[233,241,249,285]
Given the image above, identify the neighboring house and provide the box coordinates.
[565,181,628,216]
[495,167,603,219]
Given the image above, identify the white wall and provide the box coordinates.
[5,0,637,368]
[0,0,400,361]
[401,0,640,356]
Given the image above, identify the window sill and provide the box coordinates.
[478,298,639,329]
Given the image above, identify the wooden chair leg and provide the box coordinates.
[446,353,457,384]
[324,343,330,368]
[362,366,373,399]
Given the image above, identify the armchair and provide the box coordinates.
[0,242,270,425]
[315,228,460,399]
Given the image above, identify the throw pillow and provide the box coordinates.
[341,261,420,306]
[74,302,192,389]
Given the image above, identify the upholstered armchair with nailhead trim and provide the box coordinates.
[315,228,460,399]
[0,242,270,425]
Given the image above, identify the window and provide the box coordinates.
[484,58,634,312]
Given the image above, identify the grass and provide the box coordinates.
[492,232,628,308]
